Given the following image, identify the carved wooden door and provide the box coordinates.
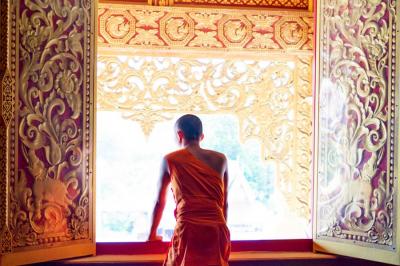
[313,0,400,264]
[0,0,96,264]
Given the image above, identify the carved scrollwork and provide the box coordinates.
[316,0,397,248]
[6,0,94,248]
[97,54,313,219]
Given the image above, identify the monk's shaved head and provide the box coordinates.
[176,114,203,141]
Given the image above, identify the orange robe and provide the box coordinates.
[164,149,231,266]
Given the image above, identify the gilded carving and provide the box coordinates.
[275,17,308,49]
[0,71,13,250]
[98,4,314,52]
[97,54,313,219]
[0,117,12,253]
[0,0,12,254]
[149,0,174,6]
[0,225,12,253]
[189,31,223,48]
[160,13,195,46]
[1,70,15,126]
[189,12,222,30]
[3,0,95,249]
[100,10,136,44]
[294,55,313,219]
[217,16,252,48]
[135,10,164,28]
[316,0,397,249]
[130,28,165,46]
[0,0,7,76]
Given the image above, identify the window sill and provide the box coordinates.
[59,251,337,264]
[96,239,313,255]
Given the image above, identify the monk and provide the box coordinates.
[148,114,231,266]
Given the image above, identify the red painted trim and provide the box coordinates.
[96,239,313,255]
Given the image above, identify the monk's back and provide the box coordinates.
[164,148,230,266]
[166,148,226,211]
[148,114,230,265]
[185,148,226,177]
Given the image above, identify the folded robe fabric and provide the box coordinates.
[163,149,231,266]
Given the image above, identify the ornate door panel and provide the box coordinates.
[0,0,96,265]
[314,0,400,264]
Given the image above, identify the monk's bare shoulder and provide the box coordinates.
[164,149,185,161]
[204,149,227,163]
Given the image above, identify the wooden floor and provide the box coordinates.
[36,252,391,266]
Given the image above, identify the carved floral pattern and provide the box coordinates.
[97,54,313,219]
[3,0,95,248]
[316,0,398,248]
[98,4,313,52]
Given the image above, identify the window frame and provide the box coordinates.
[94,1,317,256]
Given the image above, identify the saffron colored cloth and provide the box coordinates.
[163,149,231,266]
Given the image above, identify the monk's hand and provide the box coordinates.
[147,233,163,242]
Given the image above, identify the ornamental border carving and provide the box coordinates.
[98,4,313,53]
[0,0,13,254]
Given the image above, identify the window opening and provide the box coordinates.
[96,54,312,242]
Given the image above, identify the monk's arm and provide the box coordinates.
[148,158,170,241]
[223,157,229,221]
